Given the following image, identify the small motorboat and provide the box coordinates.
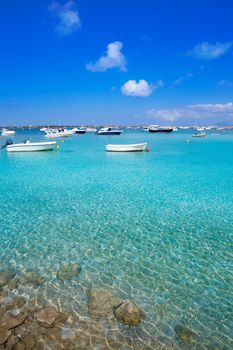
[6,140,57,152]
[96,127,122,135]
[106,143,148,152]
[1,129,16,136]
[72,128,86,134]
[192,132,206,138]
[149,126,173,133]
[44,128,73,138]
[86,127,97,133]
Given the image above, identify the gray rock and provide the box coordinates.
[0,271,16,288]
[114,299,146,326]
[174,324,197,344]
[56,264,82,281]
[87,287,121,318]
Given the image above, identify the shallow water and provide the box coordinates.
[0,129,233,349]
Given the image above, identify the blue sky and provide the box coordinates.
[0,0,233,125]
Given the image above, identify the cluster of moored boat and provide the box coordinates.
[1,123,223,153]
[41,127,122,138]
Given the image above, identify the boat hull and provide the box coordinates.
[1,131,15,136]
[97,131,122,135]
[149,128,173,133]
[7,142,57,152]
[45,133,72,138]
[192,133,206,138]
[74,130,86,134]
[106,143,147,152]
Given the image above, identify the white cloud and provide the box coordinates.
[121,79,163,97]
[86,41,127,72]
[186,41,232,60]
[146,103,233,122]
[218,79,232,87]
[49,0,81,37]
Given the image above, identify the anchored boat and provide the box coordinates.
[6,140,57,152]
[148,126,173,133]
[97,127,122,135]
[192,132,206,138]
[44,128,73,138]
[106,143,148,152]
[1,129,16,136]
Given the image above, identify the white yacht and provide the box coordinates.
[72,127,86,134]
[149,125,173,133]
[86,127,97,133]
[44,128,73,138]
[96,127,122,135]
[1,129,16,136]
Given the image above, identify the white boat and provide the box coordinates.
[97,127,122,135]
[1,129,15,136]
[86,127,97,133]
[192,132,206,138]
[44,128,73,138]
[72,127,86,134]
[106,143,147,152]
[6,140,57,152]
[149,125,173,133]
[196,127,205,131]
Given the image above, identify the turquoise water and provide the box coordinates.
[0,129,232,349]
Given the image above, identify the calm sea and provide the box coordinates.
[0,128,232,349]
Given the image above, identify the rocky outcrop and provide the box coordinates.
[34,307,68,328]
[8,278,19,291]
[0,329,11,346]
[56,264,82,281]
[5,296,27,310]
[87,287,121,318]
[174,324,197,344]
[0,310,27,330]
[21,271,44,287]
[114,299,146,326]
[0,271,16,288]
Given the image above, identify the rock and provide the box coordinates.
[13,341,26,350]
[21,335,37,350]
[5,296,27,310]
[56,264,82,281]
[5,334,19,349]
[0,310,27,330]
[87,288,121,319]
[174,324,197,344]
[0,329,11,346]
[8,278,19,291]
[114,299,146,326]
[34,307,68,328]
[0,271,16,288]
[21,271,44,287]
[45,326,62,343]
